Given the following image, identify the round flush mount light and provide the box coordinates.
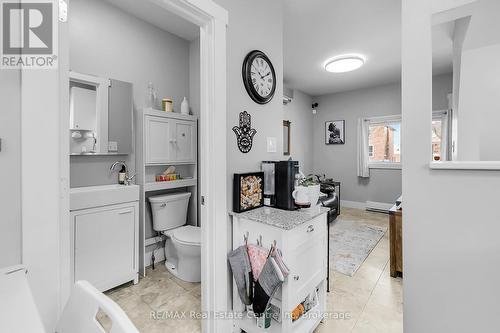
[324,54,366,73]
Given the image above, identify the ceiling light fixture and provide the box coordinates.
[324,54,366,73]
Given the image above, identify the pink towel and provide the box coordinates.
[247,244,268,281]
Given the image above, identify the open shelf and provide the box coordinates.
[145,161,196,166]
[236,306,322,333]
[144,178,197,192]
[237,312,282,333]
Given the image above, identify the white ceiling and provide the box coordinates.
[105,0,199,41]
[284,0,403,96]
[284,0,455,97]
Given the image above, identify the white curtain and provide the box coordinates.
[357,118,370,178]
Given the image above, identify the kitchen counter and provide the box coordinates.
[230,206,329,230]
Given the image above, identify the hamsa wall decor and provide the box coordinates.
[233,111,257,153]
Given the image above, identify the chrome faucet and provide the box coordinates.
[110,161,136,185]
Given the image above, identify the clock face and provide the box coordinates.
[250,57,274,98]
[242,50,276,104]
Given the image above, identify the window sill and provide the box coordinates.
[429,161,500,170]
[369,163,402,170]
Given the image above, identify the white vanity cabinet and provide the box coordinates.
[231,207,328,333]
[70,185,139,292]
[144,112,196,164]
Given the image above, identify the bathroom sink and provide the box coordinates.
[70,184,139,211]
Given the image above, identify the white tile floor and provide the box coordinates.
[103,207,402,333]
[315,208,403,333]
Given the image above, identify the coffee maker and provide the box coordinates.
[275,160,300,210]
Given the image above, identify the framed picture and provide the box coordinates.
[325,120,345,145]
[233,172,264,213]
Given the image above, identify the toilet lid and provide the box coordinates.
[172,225,201,245]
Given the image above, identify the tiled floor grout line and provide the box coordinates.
[350,255,390,332]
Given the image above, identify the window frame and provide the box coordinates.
[366,115,402,170]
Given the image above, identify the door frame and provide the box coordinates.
[57,0,229,332]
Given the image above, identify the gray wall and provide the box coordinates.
[69,0,191,187]
[214,0,284,206]
[0,71,21,268]
[312,74,452,204]
[433,73,453,110]
[283,88,314,174]
[189,37,201,117]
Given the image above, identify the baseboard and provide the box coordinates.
[340,200,366,210]
[341,200,393,213]
[365,201,393,213]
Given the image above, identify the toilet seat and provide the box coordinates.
[171,225,200,245]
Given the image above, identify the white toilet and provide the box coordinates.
[149,192,201,282]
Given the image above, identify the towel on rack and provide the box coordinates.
[271,247,290,278]
[228,246,254,305]
[253,257,283,316]
[247,244,268,281]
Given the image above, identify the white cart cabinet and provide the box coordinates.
[70,202,139,292]
[231,207,328,333]
[144,114,196,164]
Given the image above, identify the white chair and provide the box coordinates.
[0,265,139,333]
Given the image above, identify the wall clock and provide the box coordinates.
[242,50,276,104]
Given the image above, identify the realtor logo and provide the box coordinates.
[1,0,57,69]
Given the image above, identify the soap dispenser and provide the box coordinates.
[118,165,126,185]
[181,97,190,115]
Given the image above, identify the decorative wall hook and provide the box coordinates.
[233,111,257,153]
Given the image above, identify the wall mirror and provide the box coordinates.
[69,72,133,155]
[283,120,291,155]
[431,0,500,169]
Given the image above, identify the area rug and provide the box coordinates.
[330,219,386,276]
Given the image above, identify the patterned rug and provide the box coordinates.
[330,219,387,276]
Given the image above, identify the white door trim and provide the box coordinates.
[57,1,228,332]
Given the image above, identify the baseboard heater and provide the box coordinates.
[365,201,393,213]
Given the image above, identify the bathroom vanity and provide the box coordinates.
[230,206,329,333]
[69,184,140,292]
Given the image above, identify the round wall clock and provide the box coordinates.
[242,50,276,104]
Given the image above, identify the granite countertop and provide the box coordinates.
[230,206,329,230]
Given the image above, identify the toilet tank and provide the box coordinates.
[149,192,191,232]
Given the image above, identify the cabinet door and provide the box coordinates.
[145,116,172,164]
[287,217,327,307]
[172,120,195,162]
[74,205,136,291]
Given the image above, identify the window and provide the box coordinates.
[432,110,448,161]
[367,115,401,168]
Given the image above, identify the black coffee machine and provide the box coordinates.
[275,160,300,210]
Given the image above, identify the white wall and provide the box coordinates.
[456,0,500,160]
[282,88,314,174]
[0,71,21,267]
[69,0,191,187]
[402,0,500,332]
[312,75,452,204]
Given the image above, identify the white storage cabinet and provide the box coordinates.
[144,114,196,164]
[70,202,139,291]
